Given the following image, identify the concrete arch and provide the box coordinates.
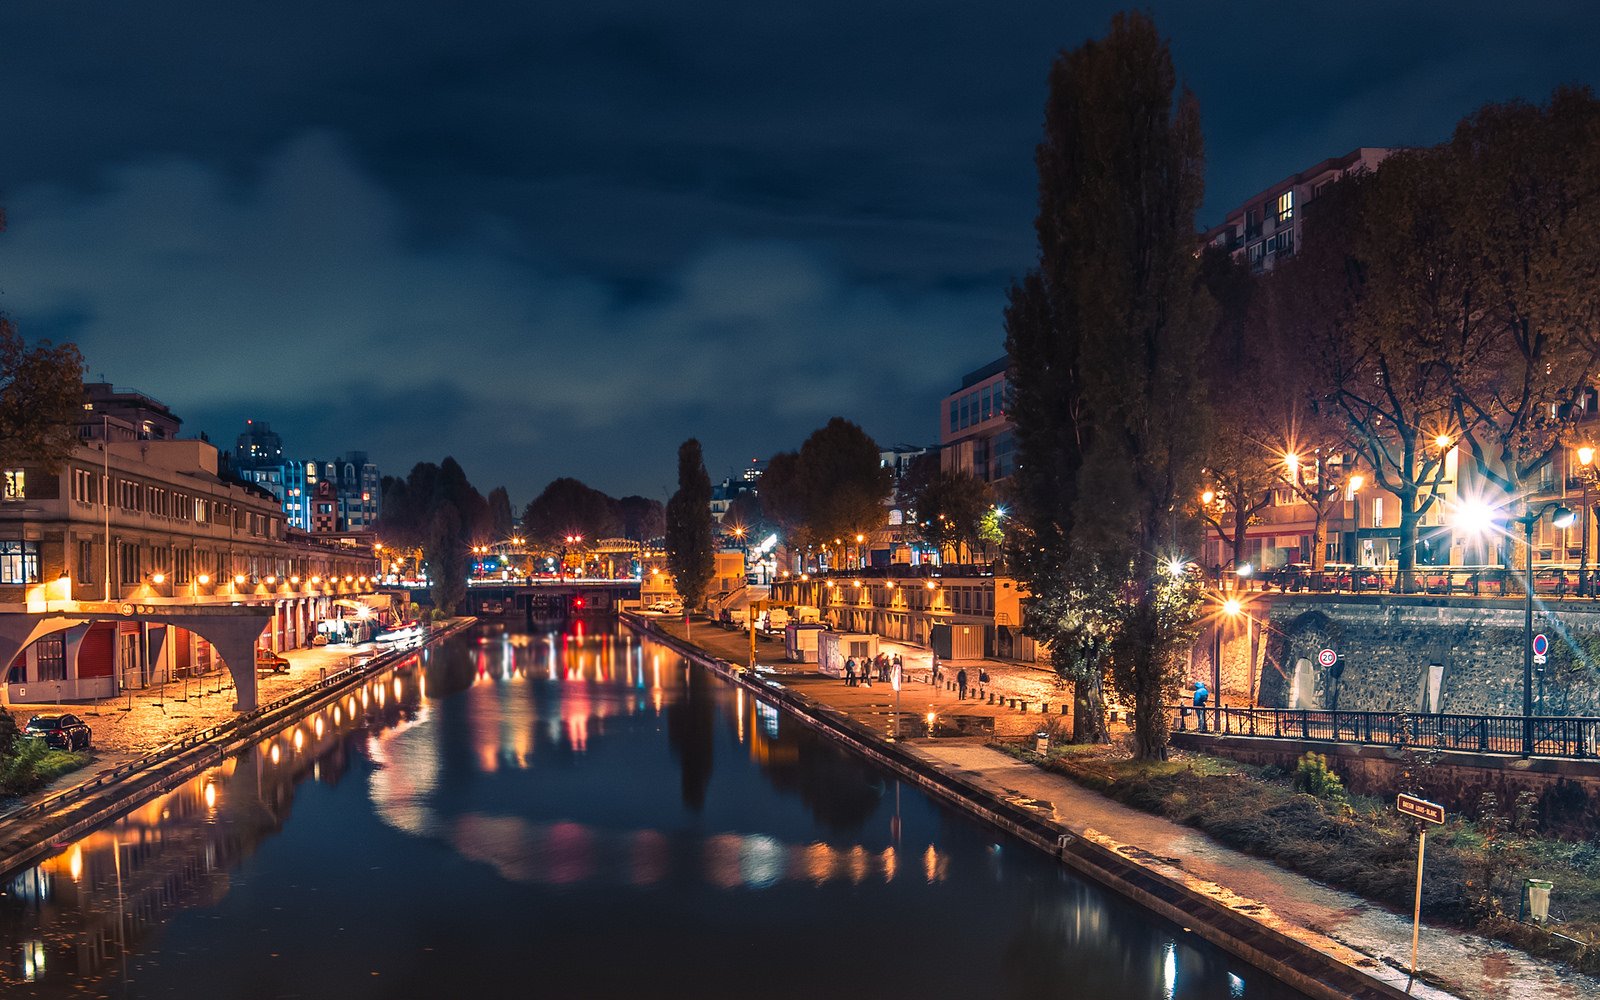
[0,606,274,712]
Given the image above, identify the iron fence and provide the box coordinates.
[1172,704,1600,760]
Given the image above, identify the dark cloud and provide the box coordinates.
[2,0,1597,500]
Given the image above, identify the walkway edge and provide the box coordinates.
[622,612,1443,1000]
[0,616,478,881]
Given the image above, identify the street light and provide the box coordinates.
[1577,446,1597,596]
[1511,502,1575,756]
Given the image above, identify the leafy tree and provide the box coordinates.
[0,321,85,474]
[617,495,666,541]
[759,449,811,558]
[1196,247,1280,571]
[486,486,515,540]
[374,457,486,614]
[665,439,715,621]
[428,504,468,615]
[796,418,892,546]
[1054,11,1212,760]
[907,468,990,561]
[522,477,621,545]
[1279,166,1457,589]
[1440,91,1600,538]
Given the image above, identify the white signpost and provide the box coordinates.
[1397,793,1446,976]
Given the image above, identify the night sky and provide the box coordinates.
[2,2,1596,504]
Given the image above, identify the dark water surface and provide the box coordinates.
[0,621,1308,999]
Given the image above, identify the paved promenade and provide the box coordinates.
[1,640,386,816]
[649,616,1598,1000]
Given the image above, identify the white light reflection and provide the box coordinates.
[1163,941,1177,1000]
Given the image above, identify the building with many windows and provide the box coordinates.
[2,387,381,705]
[939,357,1014,483]
[1201,147,1393,273]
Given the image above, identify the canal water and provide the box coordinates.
[0,621,1309,999]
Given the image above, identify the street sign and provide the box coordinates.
[1397,793,1445,825]
[1395,792,1446,977]
[1533,633,1549,666]
[1317,648,1337,668]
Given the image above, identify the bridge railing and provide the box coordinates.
[1171,705,1600,760]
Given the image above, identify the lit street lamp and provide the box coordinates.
[1577,446,1597,596]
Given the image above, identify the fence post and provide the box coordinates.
[1301,709,1309,740]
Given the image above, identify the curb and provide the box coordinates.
[622,612,1443,1000]
[0,617,478,881]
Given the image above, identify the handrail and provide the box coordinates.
[1170,704,1600,760]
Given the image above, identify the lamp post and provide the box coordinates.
[1578,446,1596,597]
[1512,502,1575,757]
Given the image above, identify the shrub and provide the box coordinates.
[1293,751,1349,807]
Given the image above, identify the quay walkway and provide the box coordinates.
[640,614,1600,1000]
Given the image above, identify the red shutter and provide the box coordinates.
[78,622,115,679]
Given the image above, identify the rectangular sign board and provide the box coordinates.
[1397,793,1445,825]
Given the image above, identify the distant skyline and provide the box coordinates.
[3,1,1598,504]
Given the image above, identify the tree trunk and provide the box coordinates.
[1310,509,1328,572]
[1230,515,1249,573]
[1127,596,1171,761]
[1071,668,1109,744]
[1397,499,1420,593]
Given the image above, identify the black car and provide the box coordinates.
[24,713,92,751]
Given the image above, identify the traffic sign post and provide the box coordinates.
[1532,632,1548,666]
[1317,648,1337,668]
[1397,794,1445,977]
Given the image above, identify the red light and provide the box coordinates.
[574,598,585,608]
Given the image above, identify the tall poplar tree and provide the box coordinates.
[1013,12,1210,760]
[665,439,715,629]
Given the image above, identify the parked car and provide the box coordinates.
[255,649,291,674]
[24,714,92,751]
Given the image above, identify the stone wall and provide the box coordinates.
[1176,733,1600,837]
[1250,595,1600,717]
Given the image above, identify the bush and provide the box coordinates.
[1293,751,1348,807]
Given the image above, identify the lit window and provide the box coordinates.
[2,470,24,501]
[1276,190,1294,223]
[0,540,40,584]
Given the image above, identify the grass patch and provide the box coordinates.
[996,739,1600,974]
[0,738,92,798]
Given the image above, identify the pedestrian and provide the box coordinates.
[1558,573,1570,598]
[1193,680,1210,732]
[845,656,857,686]
[978,667,989,685]
[879,653,890,682]
[860,659,872,687]
[956,667,968,700]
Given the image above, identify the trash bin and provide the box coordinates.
[1525,879,1554,924]
[1034,731,1050,755]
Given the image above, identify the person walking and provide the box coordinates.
[845,656,857,686]
[956,667,968,700]
[1193,680,1210,731]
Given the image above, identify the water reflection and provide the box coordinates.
[0,622,1306,999]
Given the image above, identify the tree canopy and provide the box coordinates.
[665,439,715,613]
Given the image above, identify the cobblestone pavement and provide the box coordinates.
[1,641,388,815]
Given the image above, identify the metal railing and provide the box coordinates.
[1228,564,1600,599]
[1172,705,1600,759]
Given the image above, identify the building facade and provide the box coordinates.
[1201,147,1393,273]
[2,389,381,704]
[939,358,1014,483]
